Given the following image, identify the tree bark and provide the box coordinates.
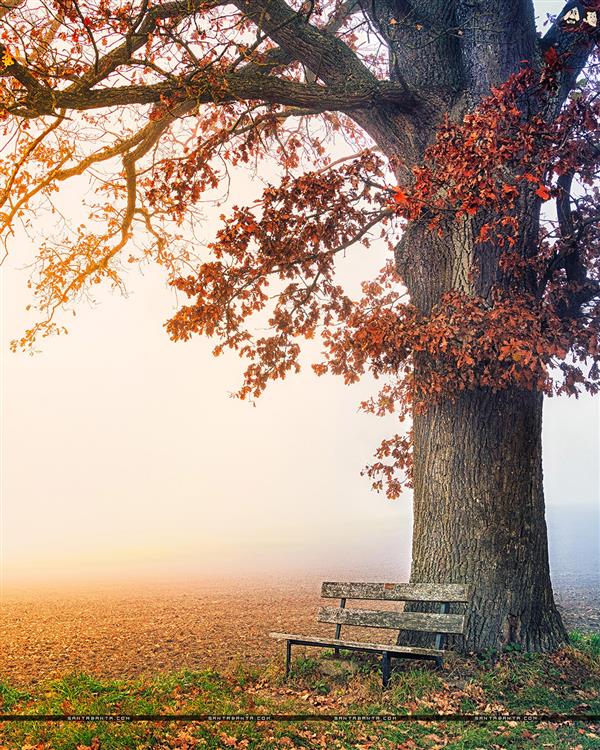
[407,386,568,652]
[395,210,568,653]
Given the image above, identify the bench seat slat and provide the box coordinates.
[321,582,469,603]
[318,606,465,634]
[269,632,444,658]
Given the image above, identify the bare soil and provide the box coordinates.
[1,577,598,687]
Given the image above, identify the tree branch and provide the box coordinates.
[62,0,223,94]
[538,172,600,317]
[231,0,396,91]
[541,0,600,110]
[8,70,416,117]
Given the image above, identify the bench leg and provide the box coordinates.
[285,641,292,680]
[382,651,391,689]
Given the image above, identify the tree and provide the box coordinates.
[1,0,599,651]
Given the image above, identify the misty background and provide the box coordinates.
[0,0,598,593]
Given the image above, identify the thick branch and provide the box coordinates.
[9,70,416,116]
[231,0,391,90]
[455,0,538,102]
[541,1,600,110]
[365,0,463,95]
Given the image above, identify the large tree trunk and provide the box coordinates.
[409,386,568,652]
[394,207,569,653]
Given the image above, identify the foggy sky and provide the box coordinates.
[1,0,598,591]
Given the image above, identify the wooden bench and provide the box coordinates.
[270,581,470,687]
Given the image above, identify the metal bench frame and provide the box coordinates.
[270,581,470,687]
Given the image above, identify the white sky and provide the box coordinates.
[0,0,598,590]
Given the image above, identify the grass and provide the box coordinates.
[0,632,598,749]
[569,632,600,657]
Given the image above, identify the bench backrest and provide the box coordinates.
[318,582,470,646]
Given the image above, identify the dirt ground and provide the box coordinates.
[1,577,598,687]
[0,577,330,686]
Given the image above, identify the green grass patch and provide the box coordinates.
[569,630,600,657]
[387,668,443,703]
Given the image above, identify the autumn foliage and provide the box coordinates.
[1,0,599,499]
[166,57,600,496]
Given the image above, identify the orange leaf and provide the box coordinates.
[535,184,551,201]
[393,187,409,206]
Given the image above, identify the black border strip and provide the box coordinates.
[0,713,599,723]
